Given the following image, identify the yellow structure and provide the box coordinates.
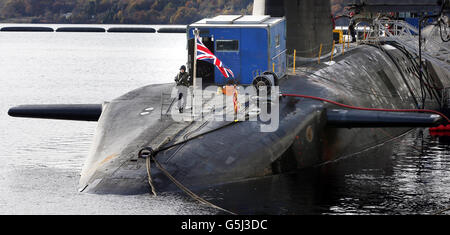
[293,49,296,74]
[333,29,344,44]
[318,44,323,64]
[330,40,335,62]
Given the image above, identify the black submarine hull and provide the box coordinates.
[79,43,446,197]
[5,0,449,215]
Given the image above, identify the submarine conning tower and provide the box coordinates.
[253,0,333,58]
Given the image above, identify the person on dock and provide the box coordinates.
[174,65,191,113]
[349,18,357,43]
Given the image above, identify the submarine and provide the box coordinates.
[7,0,450,214]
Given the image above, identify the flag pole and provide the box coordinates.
[193,28,199,118]
[193,28,199,90]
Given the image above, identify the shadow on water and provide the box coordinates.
[196,129,450,215]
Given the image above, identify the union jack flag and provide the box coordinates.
[196,35,234,79]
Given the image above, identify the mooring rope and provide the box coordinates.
[139,121,241,215]
[150,154,237,215]
[146,157,157,196]
[433,207,450,215]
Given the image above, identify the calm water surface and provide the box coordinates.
[0,25,450,214]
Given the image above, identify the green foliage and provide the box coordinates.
[0,0,347,24]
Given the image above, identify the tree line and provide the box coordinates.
[0,0,347,24]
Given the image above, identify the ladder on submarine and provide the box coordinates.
[365,20,450,72]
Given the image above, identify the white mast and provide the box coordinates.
[252,0,266,15]
[192,28,200,118]
[193,28,199,89]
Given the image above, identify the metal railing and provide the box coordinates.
[364,20,450,72]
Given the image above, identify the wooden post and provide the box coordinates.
[318,43,323,64]
[293,49,296,74]
[342,39,345,55]
[330,40,335,62]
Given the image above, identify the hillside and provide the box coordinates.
[0,0,350,24]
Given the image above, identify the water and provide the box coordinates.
[1,25,450,215]
[0,25,216,214]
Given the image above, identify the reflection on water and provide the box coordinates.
[1,26,450,214]
[0,26,214,214]
[205,129,450,215]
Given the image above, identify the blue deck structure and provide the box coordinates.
[187,15,287,85]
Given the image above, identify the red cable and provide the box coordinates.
[281,93,450,123]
